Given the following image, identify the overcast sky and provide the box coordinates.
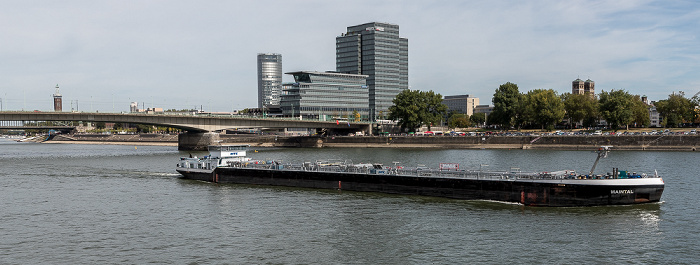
[1,0,698,112]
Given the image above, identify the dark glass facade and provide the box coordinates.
[336,22,408,120]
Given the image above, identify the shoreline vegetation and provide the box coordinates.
[32,133,700,151]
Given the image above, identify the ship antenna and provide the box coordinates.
[589,146,612,176]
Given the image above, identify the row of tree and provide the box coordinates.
[388,83,700,132]
[491,82,699,130]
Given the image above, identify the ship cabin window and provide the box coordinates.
[209,146,247,152]
[224,146,247,151]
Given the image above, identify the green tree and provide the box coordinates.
[352,110,361,122]
[95,122,106,130]
[389,90,422,131]
[631,95,650,127]
[448,113,470,129]
[655,92,697,127]
[388,89,447,132]
[525,89,565,130]
[470,112,486,126]
[136,124,153,133]
[598,89,635,130]
[490,82,523,130]
[563,93,599,128]
[422,90,448,130]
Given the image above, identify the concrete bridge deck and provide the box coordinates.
[0,111,371,132]
[0,111,372,150]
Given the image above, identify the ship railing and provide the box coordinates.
[230,162,662,181]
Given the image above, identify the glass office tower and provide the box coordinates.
[336,22,408,120]
[257,53,283,109]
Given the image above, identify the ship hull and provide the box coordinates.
[176,167,664,207]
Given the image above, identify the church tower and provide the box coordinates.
[53,84,62,112]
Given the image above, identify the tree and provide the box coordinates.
[490,82,523,130]
[631,95,650,127]
[136,124,153,133]
[377,110,385,120]
[598,89,635,130]
[388,90,422,131]
[388,89,448,132]
[470,113,486,126]
[563,93,599,128]
[95,122,106,130]
[525,89,565,130]
[655,92,697,127]
[448,113,470,129]
[422,90,448,130]
[352,110,361,122]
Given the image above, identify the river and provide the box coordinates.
[1,139,698,264]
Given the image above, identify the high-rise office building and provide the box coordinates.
[257,53,283,109]
[336,22,408,120]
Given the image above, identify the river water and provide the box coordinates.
[1,139,698,264]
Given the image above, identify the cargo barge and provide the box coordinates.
[176,146,664,207]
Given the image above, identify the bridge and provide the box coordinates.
[0,126,76,130]
[0,111,373,150]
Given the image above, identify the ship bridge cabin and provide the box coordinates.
[208,145,248,159]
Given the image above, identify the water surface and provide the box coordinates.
[1,139,698,264]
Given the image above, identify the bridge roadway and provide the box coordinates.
[0,126,76,130]
[0,111,371,133]
[0,111,373,150]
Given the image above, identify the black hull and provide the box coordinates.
[176,168,664,207]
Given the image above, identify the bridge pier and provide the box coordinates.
[178,132,220,151]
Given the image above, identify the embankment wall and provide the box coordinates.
[48,134,700,151]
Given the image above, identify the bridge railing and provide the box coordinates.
[0,110,375,124]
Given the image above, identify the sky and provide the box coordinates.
[1,0,699,113]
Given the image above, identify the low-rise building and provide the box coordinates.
[443,94,479,116]
[280,71,369,121]
[474,105,493,117]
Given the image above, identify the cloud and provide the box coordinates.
[0,0,698,111]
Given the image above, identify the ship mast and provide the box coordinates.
[589,146,612,175]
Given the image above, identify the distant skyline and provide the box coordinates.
[1,1,698,113]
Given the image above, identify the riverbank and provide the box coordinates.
[45,141,177,146]
[42,133,700,151]
[46,133,179,147]
[311,135,699,151]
